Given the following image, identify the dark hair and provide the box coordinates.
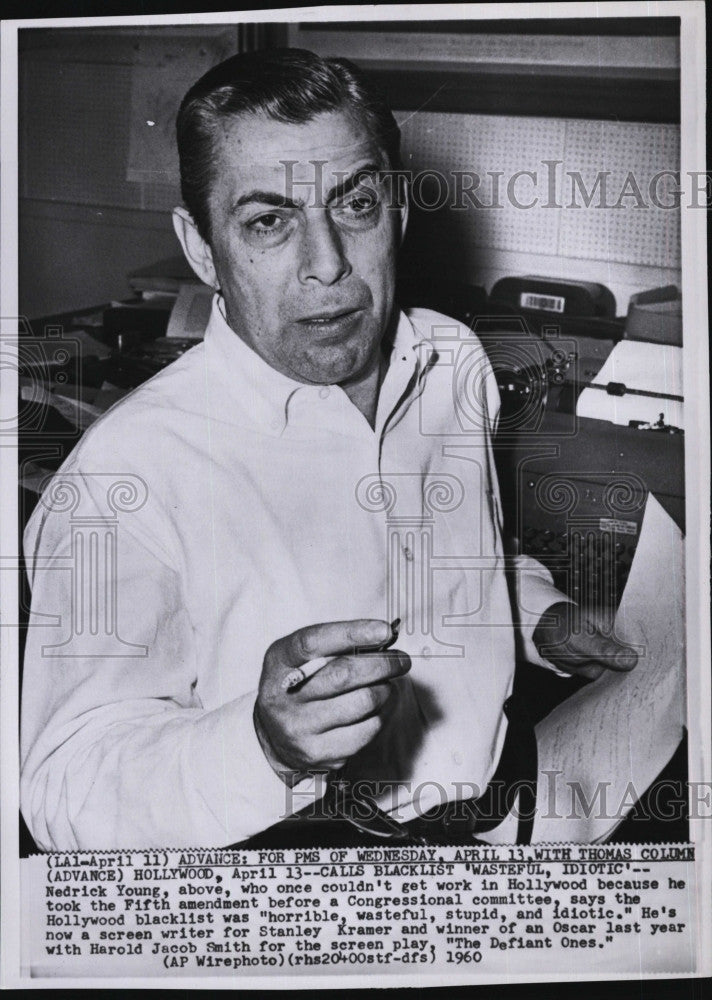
[176,47,402,242]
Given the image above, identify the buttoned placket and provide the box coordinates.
[283,334,425,627]
[375,344,428,638]
[208,295,445,655]
[284,342,430,838]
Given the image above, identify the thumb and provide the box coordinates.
[573,616,638,672]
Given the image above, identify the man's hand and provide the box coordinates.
[254,618,410,781]
[533,601,638,681]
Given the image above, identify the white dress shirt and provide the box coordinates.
[21,297,565,850]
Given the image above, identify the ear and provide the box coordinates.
[172,206,218,288]
[396,174,409,246]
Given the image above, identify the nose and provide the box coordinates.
[297,211,351,286]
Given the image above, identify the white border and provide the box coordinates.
[0,11,21,991]
[678,0,712,979]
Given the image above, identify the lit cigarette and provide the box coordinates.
[281,618,401,692]
[281,656,333,692]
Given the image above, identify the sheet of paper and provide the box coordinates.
[533,492,686,842]
[19,380,104,432]
[126,32,234,185]
[165,282,213,339]
[576,340,683,427]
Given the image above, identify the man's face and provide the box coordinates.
[203,108,404,386]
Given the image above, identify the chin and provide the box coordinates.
[308,366,360,387]
[303,345,374,387]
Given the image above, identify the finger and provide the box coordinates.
[276,619,393,670]
[310,681,395,731]
[548,645,635,676]
[580,664,606,681]
[312,715,384,767]
[570,621,638,671]
[558,662,606,681]
[296,650,411,700]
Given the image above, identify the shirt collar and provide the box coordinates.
[203,293,427,435]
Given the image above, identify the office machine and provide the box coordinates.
[479,279,684,612]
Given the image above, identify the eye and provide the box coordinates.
[340,190,379,215]
[247,213,287,234]
[331,184,382,230]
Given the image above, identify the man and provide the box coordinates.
[20,49,636,851]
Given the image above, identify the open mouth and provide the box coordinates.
[296,308,364,340]
[297,307,361,325]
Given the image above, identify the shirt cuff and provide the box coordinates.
[188,692,327,845]
[516,569,575,676]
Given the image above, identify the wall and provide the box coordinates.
[397,111,681,313]
[18,26,239,318]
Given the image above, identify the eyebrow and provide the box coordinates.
[326,162,381,204]
[233,190,299,210]
[231,163,382,214]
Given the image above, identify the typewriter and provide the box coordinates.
[475,277,684,613]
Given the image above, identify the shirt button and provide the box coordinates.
[319,387,330,399]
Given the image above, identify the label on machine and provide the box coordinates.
[520,291,566,313]
[599,517,639,536]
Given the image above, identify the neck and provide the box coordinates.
[340,353,387,429]
[339,309,398,428]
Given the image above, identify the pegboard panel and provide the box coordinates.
[559,120,681,269]
[398,111,566,256]
[396,111,680,279]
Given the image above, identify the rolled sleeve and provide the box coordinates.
[20,471,321,850]
[511,553,575,674]
[187,693,326,846]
